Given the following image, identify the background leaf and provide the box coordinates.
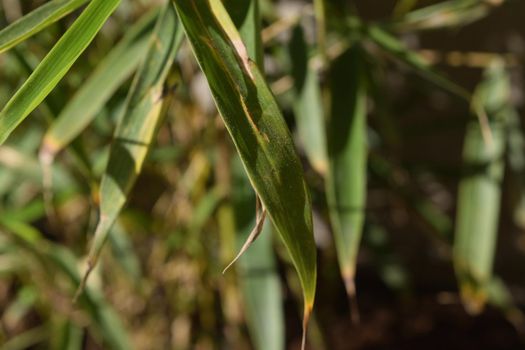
[326,46,367,321]
[289,24,328,175]
[0,0,89,54]
[453,60,508,314]
[78,2,183,291]
[40,8,158,161]
[0,0,121,144]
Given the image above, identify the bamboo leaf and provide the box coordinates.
[392,0,500,32]
[289,24,328,175]
[0,0,90,54]
[0,219,132,350]
[51,319,83,350]
[0,0,121,144]
[173,0,317,346]
[223,3,285,348]
[364,24,470,100]
[0,144,72,189]
[220,0,268,275]
[508,108,525,228]
[326,46,367,323]
[40,8,158,161]
[107,223,142,282]
[2,326,47,350]
[453,60,508,314]
[76,2,183,295]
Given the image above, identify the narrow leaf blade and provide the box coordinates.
[40,8,158,160]
[0,0,89,54]
[77,2,183,293]
[173,0,317,335]
[392,0,498,32]
[224,3,286,348]
[326,47,367,319]
[0,0,121,144]
[453,60,508,314]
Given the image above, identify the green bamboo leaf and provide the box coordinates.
[1,219,132,350]
[3,286,38,330]
[289,24,328,175]
[0,0,90,54]
[220,0,267,273]
[326,46,367,323]
[51,319,83,350]
[364,24,470,100]
[107,223,142,282]
[40,8,158,162]
[453,60,508,314]
[2,326,47,350]
[3,44,97,186]
[76,3,183,295]
[173,0,317,346]
[0,144,72,188]
[508,108,525,228]
[392,0,500,32]
[0,0,121,145]
[223,3,285,348]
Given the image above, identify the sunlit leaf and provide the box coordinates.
[173,1,317,347]
[0,0,121,144]
[40,8,158,161]
[223,2,286,348]
[392,0,500,31]
[0,0,89,54]
[76,2,183,294]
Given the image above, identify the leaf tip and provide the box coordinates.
[343,274,360,325]
[301,301,314,350]
[459,280,488,315]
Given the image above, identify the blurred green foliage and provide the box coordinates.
[0,0,525,349]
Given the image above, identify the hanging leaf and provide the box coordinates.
[326,46,367,323]
[453,60,508,314]
[222,2,286,348]
[172,1,317,347]
[364,24,469,100]
[76,2,183,295]
[392,0,498,32]
[289,24,328,175]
